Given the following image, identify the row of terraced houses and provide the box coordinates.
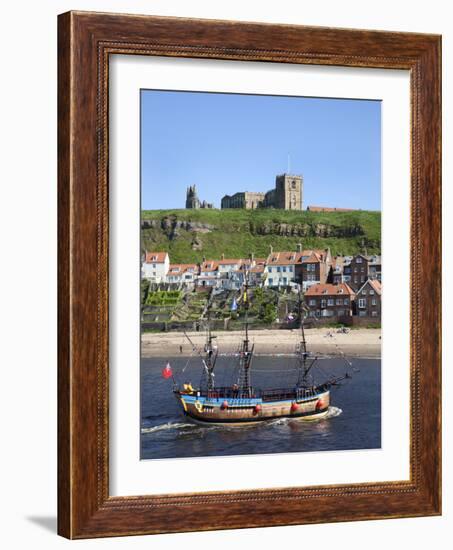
[142,247,382,321]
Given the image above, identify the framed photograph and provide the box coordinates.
[58,11,441,538]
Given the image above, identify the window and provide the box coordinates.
[268,278,273,285]
[371,311,378,317]
[356,257,362,263]
[354,277,358,283]
[309,299,316,306]
[277,267,281,273]
[321,299,326,308]
[369,289,374,295]
[282,266,287,272]
[359,311,367,317]
[268,267,272,273]
[288,266,293,272]
[354,267,358,272]
[327,298,334,306]
[362,290,367,295]
[361,276,365,282]
[358,298,366,308]
[153,263,156,268]
[336,299,343,305]
[372,299,377,305]
[344,298,349,305]
[315,310,321,317]
[338,310,344,317]
[361,267,365,272]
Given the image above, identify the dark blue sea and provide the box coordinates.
[141,356,381,460]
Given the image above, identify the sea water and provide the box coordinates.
[140,356,381,460]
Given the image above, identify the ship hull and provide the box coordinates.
[175,390,330,424]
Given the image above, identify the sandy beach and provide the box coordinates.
[141,328,381,358]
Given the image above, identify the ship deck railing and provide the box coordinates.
[195,384,329,402]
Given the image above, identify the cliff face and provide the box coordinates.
[250,221,364,238]
[141,210,381,263]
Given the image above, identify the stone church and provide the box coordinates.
[185,185,213,209]
[220,173,303,210]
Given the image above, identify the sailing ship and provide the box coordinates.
[166,271,354,425]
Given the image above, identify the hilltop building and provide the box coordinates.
[307,206,357,213]
[221,173,303,210]
[185,185,213,209]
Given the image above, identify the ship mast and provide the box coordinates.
[204,309,217,391]
[297,288,317,388]
[237,265,254,397]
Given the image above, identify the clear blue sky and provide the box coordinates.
[141,90,381,210]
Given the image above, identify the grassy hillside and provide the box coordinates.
[141,209,381,263]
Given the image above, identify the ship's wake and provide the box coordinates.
[141,407,342,435]
[267,406,342,426]
[141,422,195,434]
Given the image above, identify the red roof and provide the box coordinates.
[217,258,242,266]
[267,250,328,266]
[266,251,303,265]
[369,279,382,293]
[144,251,168,264]
[200,261,218,272]
[167,263,198,276]
[301,250,326,263]
[305,283,355,297]
[362,278,382,295]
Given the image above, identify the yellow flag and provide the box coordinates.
[243,291,247,303]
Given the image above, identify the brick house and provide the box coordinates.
[355,279,382,319]
[304,283,355,319]
[348,254,370,290]
[347,254,382,290]
[299,249,332,291]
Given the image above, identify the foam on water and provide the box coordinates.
[141,406,343,435]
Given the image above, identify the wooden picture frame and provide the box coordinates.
[58,11,441,538]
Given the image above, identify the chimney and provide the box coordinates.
[250,252,255,262]
[202,256,206,263]
[297,243,302,253]
[221,253,225,260]
[269,245,273,254]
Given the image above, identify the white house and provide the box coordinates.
[196,260,219,287]
[142,251,170,283]
[264,251,301,287]
[166,263,199,285]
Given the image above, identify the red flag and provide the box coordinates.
[162,362,173,379]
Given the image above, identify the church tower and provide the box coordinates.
[274,174,303,210]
